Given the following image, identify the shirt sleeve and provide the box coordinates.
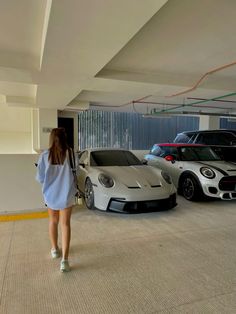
[36,153,46,184]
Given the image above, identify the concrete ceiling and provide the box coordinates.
[1,0,236,118]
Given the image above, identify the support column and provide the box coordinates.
[199,115,220,130]
[31,108,57,152]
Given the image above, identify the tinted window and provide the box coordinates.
[212,146,236,162]
[150,145,162,156]
[90,150,142,166]
[198,132,236,145]
[160,146,178,157]
[179,146,221,161]
[150,145,178,157]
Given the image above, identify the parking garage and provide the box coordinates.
[1,1,236,313]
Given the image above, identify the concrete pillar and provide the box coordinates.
[199,115,220,130]
[31,108,57,152]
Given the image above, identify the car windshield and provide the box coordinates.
[90,150,142,166]
[179,146,221,161]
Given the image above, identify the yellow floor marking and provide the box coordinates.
[0,211,48,222]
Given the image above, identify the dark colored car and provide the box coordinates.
[174,129,236,162]
[174,129,236,146]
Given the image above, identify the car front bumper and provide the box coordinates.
[107,193,177,213]
[201,176,236,200]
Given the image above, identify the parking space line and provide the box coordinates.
[0,211,48,222]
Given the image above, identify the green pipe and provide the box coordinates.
[151,91,236,115]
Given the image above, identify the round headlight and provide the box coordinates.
[200,167,215,179]
[98,173,114,188]
[161,171,172,184]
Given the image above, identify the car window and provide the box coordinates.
[174,134,192,143]
[212,146,236,162]
[91,150,142,166]
[198,132,236,145]
[161,146,178,158]
[150,145,178,157]
[150,145,162,156]
[175,133,197,143]
[180,146,221,161]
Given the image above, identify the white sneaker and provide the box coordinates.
[51,248,60,259]
[60,260,71,272]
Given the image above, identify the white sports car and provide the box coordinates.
[77,148,177,213]
[145,143,236,201]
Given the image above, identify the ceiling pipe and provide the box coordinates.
[166,61,236,98]
[119,61,236,110]
[187,97,236,104]
[134,100,233,110]
[151,91,236,115]
[145,111,236,118]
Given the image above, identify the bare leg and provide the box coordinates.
[48,208,59,250]
[60,207,72,260]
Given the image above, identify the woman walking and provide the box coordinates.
[36,128,77,272]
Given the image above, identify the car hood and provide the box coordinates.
[188,160,236,175]
[97,165,163,187]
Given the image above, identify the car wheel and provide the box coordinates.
[181,175,203,201]
[84,178,95,210]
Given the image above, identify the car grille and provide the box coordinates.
[127,184,161,189]
[219,176,236,191]
[108,193,177,213]
[127,186,140,189]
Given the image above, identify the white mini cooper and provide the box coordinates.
[144,144,236,201]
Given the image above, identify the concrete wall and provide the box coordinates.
[32,108,57,152]
[0,154,44,213]
[0,108,81,213]
[0,105,33,153]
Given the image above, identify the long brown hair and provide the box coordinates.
[48,128,69,165]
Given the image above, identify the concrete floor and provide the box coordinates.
[0,196,236,314]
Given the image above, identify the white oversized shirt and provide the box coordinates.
[36,150,77,210]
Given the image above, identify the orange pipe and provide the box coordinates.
[166,61,236,97]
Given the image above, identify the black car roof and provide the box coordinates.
[179,129,236,135]
[153,143,205,147]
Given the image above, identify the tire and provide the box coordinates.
[181,175,203,201]
[84,178,95,210]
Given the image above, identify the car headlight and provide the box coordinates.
[161,171,172,184]
[98,173,114,188]
[200,167,215,179]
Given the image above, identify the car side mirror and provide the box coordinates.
[165,155,175,163]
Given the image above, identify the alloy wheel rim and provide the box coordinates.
[85,181,94,207]
[183,178,194,199]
